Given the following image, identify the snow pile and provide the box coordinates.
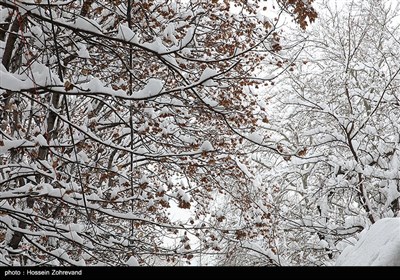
[199,67,218,86]
[200,140,214,152]
[126,256,139,266]
[117,24,139,43]
[134,78,163,99]
[335,218,400,266]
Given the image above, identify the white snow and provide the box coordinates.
[34,134,48,146]
[143,38,168,53]
[318,239,329,249]
[126,256,139,266]
[335,218,400,266]
[248,131,263,144]
[82,77,105,92]
[203,96,218,107]
[235,158,254,178]
[77,151,89,163]
[117,24,139,43]
[163,23,178,45]
[344,216,366,228]
[0,64,29,91]
[134,78,164,99]
[181,192,190,203]
[179,27,194,48]
[241,240,286,265]
[199,67,218,86]
[75,17,102,34]
[1,61,62,91]
[384,181,400,208]
[0,139,35,153]
[30,62,63,86]
[76,43,90,59]
[200,140,214,152]
[136,147,147,154]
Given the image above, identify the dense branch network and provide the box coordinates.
[0,0,317,266]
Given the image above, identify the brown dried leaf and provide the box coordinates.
[64,80,74,91]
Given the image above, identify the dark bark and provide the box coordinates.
[0,11,12,41]
[8,197,34,249]
[1,15,23,70]
[80,0,94,16]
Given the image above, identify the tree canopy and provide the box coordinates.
[1,0,398,267]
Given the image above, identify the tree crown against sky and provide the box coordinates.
[248,0,400,266]
[2,0,398,267]
[0,0,317,266]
